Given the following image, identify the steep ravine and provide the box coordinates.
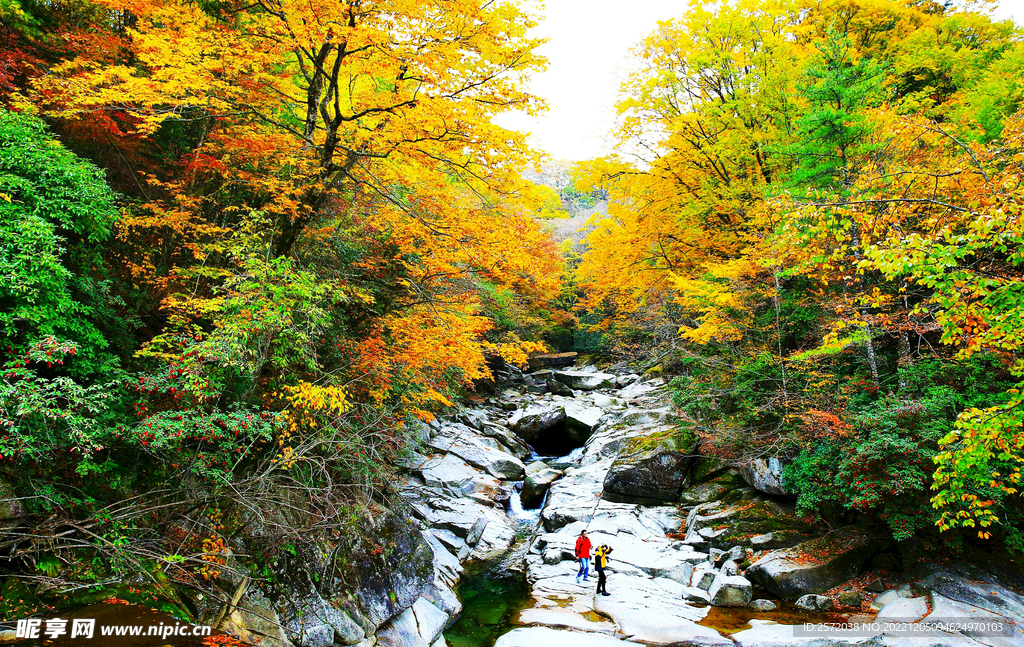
[385,362,1024,647]
[6,358,1021,647]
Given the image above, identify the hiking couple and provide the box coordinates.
[574,530,612,596]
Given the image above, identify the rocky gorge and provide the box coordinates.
[20,361,1020,647]
[226,360,1021,647]
[8,3,1024,647]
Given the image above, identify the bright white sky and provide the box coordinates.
[497,0,1024,163]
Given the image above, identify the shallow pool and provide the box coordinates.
[443,565,531,647]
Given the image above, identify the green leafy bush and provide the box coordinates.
[0,110,119,373]
[785,357,1019,545]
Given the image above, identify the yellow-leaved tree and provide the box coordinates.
[35,0,562,417]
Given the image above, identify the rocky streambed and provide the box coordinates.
[6,365,1022,647]
[381,362,1024,647]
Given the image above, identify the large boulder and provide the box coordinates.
[738,457,787,496]
[552,370,617,391]
[690,457,731,483]
[708,575,753,607]
[525,460,548,474]
[678,471,745,506]
[407,490,493,543]
[794,594,834,611]
[602,432,696,506]
[509,405,566,441]
[546,379,574,396]
[429,528,470,562]
[746,525,877,598]
[412,597,452,645]
[351,513,435,631]
[416,453,479,491]
[468,514,516,562]
[876,596,927,620]
[374,606,428,647]
[681,586,711,604]
[220,588,292,647]
[684,497,821,550]
[480,422,533,460]
[915,562,1024,623]
[375,597,450,647]
[427,434,525,480]
[479,356,524,390]
[521,468,563,508]
[562,401,605,443]
[452,409,487,431]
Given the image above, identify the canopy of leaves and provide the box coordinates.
[576,0,1024,551]
[0,0,563,592]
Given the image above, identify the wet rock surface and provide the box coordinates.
[508,404,566,441]
[737,457,788,496]
[521,467,563,508]
[683,497,823,551]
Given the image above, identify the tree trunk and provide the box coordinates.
[897,329,911,390]
[897,283,912,391]
[864,328,879,384]
[772,272,789,408]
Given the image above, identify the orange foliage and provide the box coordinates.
[28,0,563,420]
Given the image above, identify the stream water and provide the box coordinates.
[442,566,531,647]
[442,484,537,647]
[443,447,575,647]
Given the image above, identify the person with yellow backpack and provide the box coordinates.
[593,544,612,596]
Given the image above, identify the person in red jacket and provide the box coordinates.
[575,529,591,583]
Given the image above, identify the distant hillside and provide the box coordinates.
[547,199,607,253]
[526,162,608,252]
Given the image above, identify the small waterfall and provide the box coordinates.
[498,481,545,574]
[556,445,585,464]
[444,482,538,647]
[507,482,543,526]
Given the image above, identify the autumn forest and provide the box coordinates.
[2,0,1024,622]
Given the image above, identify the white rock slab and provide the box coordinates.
[412,598,450,645]
[495,626,643,647]
[469,508,516,561]
[517,608,617,635]
[592,574,730,646]
[553,370,617,390]
[877,596,929,621]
